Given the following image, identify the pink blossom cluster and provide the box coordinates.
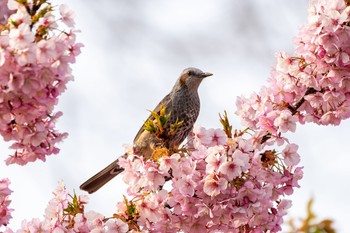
[0,0,83,165]
[2,181,129,233]
[2,0,348,232]
[236,0,350,135]
[0,178,13,228]
[116,125,303,232]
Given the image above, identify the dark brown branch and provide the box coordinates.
[260,87,318,144]
[287,87,317,115]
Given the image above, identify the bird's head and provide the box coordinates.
[177,67,213,91]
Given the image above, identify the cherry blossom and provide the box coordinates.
[207,128,227,146]
[203,172,228,196]
[0,178,12,228]
[191,124,212,147]
[274,110,298,133]
[2,0,350,232]
[235,0,350,156]
[1,181,130,233]
[108,125,303,232]
[0,0,83,165]
[282,143,300,167]
[59,4,76,27]
[105,219,129,233]
[205,145,226,173]
[103,0,350,231]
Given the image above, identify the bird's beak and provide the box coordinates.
[201,72,213,78]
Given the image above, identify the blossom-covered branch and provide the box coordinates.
[236,0,350,134]
[2,0,350,232]
[1,181,129,233]
[0,0,83,165]
[110,126,302,232]
[107,0,350,231]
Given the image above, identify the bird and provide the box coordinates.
[80,67,212,194]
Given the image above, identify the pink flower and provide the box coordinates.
[282,143,300,167]
[274,110,298,133]
[191,125,212,147]
[292,167,304,187]
[0,179,12,196]
[218,149,250,180]
[15,46,36,66]
[0,178,13,227]
[171,156,197,179]
[8,5,30,24]
[237,137,254,153]
[27,218,49,232]
[257,114,277,135]
[233,149,250,171]
[175,175,197,196]
[85,210,104,230]
[218,160,240,180]
[137,198,159,223]
[320,111,341,125]
[121,158,143,193]
[235,95,258,129]
[207,128,227,146]
[191,145,208,160]
[188,218,208,233]
[304,92,324,108]
[277,199,292,217]
[143,164,165,190]
[205,146,226,173]
[59,4,76,27]
[105,219,128,233]
[73,213,88,232]
[36,39,56,64]
[203,173,228,197]
[158,153,180,173]
[323,91,346,109]
[8,24,34,49]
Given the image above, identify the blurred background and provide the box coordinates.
[1,0,350,231]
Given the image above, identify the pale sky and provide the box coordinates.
[1,0,350,232]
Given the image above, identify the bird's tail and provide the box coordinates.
[80,158,124,194]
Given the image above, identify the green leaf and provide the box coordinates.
[123,195,137,217]
[169,118,183,135]
[144,119,156,133]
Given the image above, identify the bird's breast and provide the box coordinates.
[167,91,200,146]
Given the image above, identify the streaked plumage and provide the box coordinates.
[80,67,212,194]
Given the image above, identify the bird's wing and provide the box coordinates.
[133,93,172,142]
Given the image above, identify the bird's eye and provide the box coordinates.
[187,70,194,76]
